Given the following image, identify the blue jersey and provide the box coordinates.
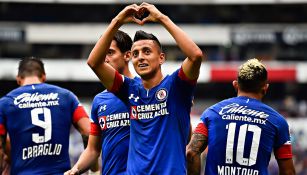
[197,96,292,175]
[90,77,140,175]
[0,83,88,175]
[113,68,195,175]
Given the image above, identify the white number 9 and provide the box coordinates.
[31,107,52,143]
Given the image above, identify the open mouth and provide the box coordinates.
[138,63,148,68]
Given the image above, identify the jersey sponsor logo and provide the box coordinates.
[129,94,139,102]
[222,114,266,124]
[99,116,107,130]
[130,101,169,120]
[14,92,59,109]
[219,103,269,119]
[99,112,130,130]
[155,88,168,101]
[218,103,268,124]
[217,165,259,175]
[14,92,58,104]
[130,106,138,120]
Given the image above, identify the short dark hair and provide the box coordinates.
[237,58,268,93]
[18,57,45,78]
[114,30,133,53]
[133,30,162,52]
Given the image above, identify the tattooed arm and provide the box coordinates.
[186,133,208,175]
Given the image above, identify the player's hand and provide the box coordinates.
[139,2,164,24]
[114,4,142,25]
[64,167,80,175]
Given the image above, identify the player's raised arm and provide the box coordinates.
[140,2,204,81]
[87,4,142,90]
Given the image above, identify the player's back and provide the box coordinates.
[0,83,78,175]
[201,96,291,175]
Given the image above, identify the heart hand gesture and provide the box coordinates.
[115,4,143,25]
[115,3,165,26]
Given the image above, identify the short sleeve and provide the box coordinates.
[0,98,7,135]
[115,76,136,103]
[68,91,89,123]
[274,117,291,148]
[171,68,196,107]
[178,66,197,85]
[90,96,101,136]
[194,122,208,137]
[273,117,293,159]
[200,108,211,128]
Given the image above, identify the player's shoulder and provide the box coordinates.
[93,90,117,103]
[0,86,25,103]
[127,76,142,85]
[43,83,69,91]
[94,90,114,98]
[43,83,78,97]
[211,97,235,108]
[203,97,242,114]
[168,68,181,79]
[261,103,288,123]
[0,95,7,105]
[133,76,142,82]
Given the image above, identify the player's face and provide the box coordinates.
[105,40,127,72]
[131,40,164,79]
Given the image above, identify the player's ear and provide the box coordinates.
[232,80,238,92]
[41,74,46,83]
[124,51,131,62]
[16,76,22,86]
[159,53,165,65]
[262,83,269,95]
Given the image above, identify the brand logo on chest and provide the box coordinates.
[129,94,139,102]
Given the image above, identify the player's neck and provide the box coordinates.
[20,76,43,86]
[122,68,134,79]
[142,71,164,90]
[237,91,263,101]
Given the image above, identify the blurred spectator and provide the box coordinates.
[298,100,307,117]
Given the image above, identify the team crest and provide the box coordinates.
[98,116,107,130]
[155,88,168,101]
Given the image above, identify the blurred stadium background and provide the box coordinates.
[0,0,307,174]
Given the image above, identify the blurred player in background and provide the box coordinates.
[86,2,203,174]
[186,58,295,175]
[65,30,138,175]
[0,57,98,175]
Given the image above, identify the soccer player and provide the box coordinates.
[0,57,98,175]
[65,30,138,175]
[186,58,296,175]
[86,2,203,174]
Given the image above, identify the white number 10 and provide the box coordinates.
[31,107,52,143]
[225,123,261,166]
